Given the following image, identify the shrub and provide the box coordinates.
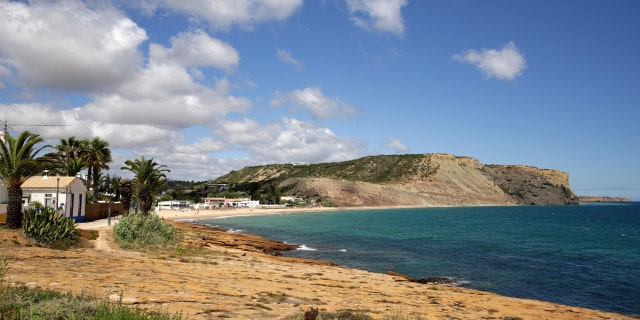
[22,207,78,245]
[114,212,175,248]
[0,255,8,281]
[0,285,182,319]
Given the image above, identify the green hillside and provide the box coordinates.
[213,154,439,185]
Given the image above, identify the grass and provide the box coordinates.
[0,285,182,320]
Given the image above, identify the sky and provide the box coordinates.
[0,0,639,200]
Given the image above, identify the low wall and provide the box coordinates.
[85,202,124,222]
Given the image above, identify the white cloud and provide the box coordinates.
[385,137,409,153]
[149,30,239,72]
[270,87,357,120]
[0,0,147,92]
[0,0,370,182]
[80,78,252,128]
[453,42,527,81]
[133,0,303,31]
[346,0,408,36]
[276,48,303,70]
[216,117,364,164]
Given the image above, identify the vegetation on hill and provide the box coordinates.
[215,154,439,185]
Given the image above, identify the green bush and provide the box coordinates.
[22,207,78,245]
[114,213,175,248]
[0,285,182,319]
[0,255,8,281]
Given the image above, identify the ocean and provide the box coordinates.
[198,203,640,316]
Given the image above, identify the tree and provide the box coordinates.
[41,136,86,177]
[0,131,49,229]
[119,178,132,215]
[108,175,122,201]
[121,156,170,216]
[80,137,112,197]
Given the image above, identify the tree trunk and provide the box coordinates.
[6,186,23,229]
[139,184,151,216]
[119,178,132,215]
[92,166,100,197]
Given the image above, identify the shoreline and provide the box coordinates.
[67,206,637,319]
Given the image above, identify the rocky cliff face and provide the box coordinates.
[216,153,579,207]
[482,165,579,205]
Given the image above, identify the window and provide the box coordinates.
[70,194,75,217]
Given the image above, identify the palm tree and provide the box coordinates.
[80,137,112,198]
[0,131,49,229]
[109,175,122,201]
[119,178,132,215]
[44,136,87,176]
[121,156,170,216]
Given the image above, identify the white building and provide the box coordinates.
[204,197,260,208]
[156,200,193,210]
[19,176,87,222]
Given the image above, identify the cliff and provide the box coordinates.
[578,196,631,203]
[214,153,579,207]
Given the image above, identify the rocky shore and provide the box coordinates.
[1,208,636,319]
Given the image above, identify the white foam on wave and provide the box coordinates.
[339,249,348,252]
[227,229,243,234]
[297,245,317,251]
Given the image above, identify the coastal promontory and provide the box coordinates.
[214,153,580,207]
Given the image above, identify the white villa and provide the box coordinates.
[0,175,88,223]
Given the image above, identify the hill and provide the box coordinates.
[213,153,580,207]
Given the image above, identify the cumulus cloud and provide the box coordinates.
[149,30,239,72]
[276,48,303,70]
[385,137,409,153]
[0,0,147,92]
[346,0,408,36]
[215,117,364,164]
[0,0,369,181]
[133,0,303,31]
[453,42,527,81]
[270,87,357,120]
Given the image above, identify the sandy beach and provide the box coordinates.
[2,206,634,319]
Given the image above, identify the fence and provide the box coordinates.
[84,202,124,222]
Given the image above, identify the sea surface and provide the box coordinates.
[198,203,640,316]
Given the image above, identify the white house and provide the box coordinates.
[20,176,87,222]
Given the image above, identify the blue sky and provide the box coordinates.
[0,0,639,200]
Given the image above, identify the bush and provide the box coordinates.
[22,207,78,245]
[114,213,175,248]
[0,255,8,281]
[0,285,182,319]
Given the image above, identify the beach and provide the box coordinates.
[1,206,635,319]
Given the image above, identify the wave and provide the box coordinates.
[297,244,318,251]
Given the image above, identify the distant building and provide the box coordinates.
[204,197,259,208]
[156,200,193,210]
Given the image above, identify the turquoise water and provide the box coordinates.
[198,203,640,315]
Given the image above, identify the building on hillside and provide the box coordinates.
[19,176,88,222]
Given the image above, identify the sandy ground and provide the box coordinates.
[2,207,635,319]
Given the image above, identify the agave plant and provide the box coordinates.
[22,207,77,245]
